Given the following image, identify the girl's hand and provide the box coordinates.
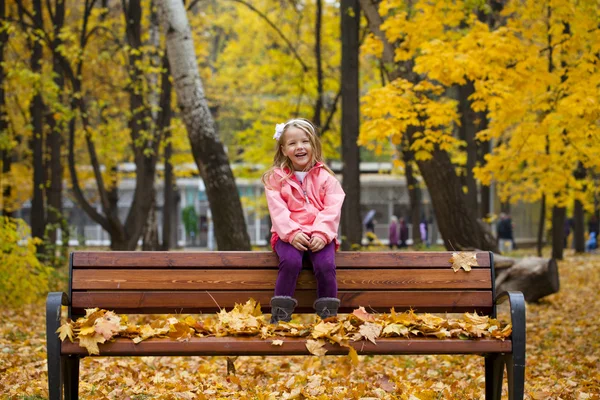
[291,232,310,251]
[309,236,326,252]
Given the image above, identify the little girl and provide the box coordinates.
[262,118,345,323]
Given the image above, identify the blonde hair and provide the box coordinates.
[261,118,334,187]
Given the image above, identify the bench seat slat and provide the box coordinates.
[72,269,492,290]
[61,336,511,356]
[71,290,493,314]
[72,251,491,268]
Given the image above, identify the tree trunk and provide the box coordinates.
[159,52,175,250]
[496,257,559,303]
[46,0,65,246]
[551,205,566,260]
[158,0,250,250]
[457,81,479,214]
[0,0,11,217]
[537,195,546,257]
[313,0,323,128]
[402,141,421,246]
[574,199,584,253]
[142,198,159,250]
[573,162,586,253]
[360,0,497,252]
[478,118,491,220]
[340,0,362,250]
[29,0,46,244]
[416,148,498,252]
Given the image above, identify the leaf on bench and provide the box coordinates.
[271,339,283,346]
[450,252,479,272]
[306,339,327,356]
[56,322,74,342]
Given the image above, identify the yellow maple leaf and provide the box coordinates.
[56,323,74,342]
[358,322,382,344]
[168,322,193,341]
[382,323,409,337]
[450,252,478,272]
[305,339,327,356]
[94,311,121,340]
[78,333,106,355]
[311,321,340,339]
[271,339,283,346]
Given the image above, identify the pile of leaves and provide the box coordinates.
[57,300,512,356]
[2,252,600,398]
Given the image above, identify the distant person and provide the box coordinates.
[419,218,429,247]
[586,232,597,252]
[364,209,376,246]
[589,215,599,237]
[388,216,399,249]
[399,217,409,248]
[497,213,514,253]
[262,118,345,323]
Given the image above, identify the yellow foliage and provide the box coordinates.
[0,218,51,307]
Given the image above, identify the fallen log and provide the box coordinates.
[495,257,559,303]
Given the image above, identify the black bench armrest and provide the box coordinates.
[494,291,525,359]
[46,292,70,343]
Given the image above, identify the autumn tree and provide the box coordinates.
[359,0,498,252]
[158,0,251,250]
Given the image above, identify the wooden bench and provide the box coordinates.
[46,251,525,399]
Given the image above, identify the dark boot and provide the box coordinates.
[270,296,297,324]
[314,297,340,319]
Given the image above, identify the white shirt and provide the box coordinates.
[294,171,308,184]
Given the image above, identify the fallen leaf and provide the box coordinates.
[306,339,327,356]
[450,252,478,272]
[56,323,74,342]
[358,322,382,344]
[271,339,283,346]
[352,306,376,322]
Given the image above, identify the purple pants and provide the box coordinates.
[274,240,337,298]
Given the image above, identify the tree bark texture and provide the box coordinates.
[160,53,175,250]
[29,0,46,242]
[552,205,566,260]
[340,0,362,250]
[158,0,250,250]
[496,257,559,303]
[46,0,65,245]
[416,148,498,252]
[0,0,11,217]
[402,141,421,246]
[313,0,323,128]
[574,199,585,253]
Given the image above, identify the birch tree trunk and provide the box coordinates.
[158,0,250,250]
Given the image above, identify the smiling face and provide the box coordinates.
[281,126,314,171]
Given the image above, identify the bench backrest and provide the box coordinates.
[69,251,495,316]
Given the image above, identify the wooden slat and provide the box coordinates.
[71,290,493,314]
[61,336,511,356]
[72,251,491,268]
[72,269,491,290]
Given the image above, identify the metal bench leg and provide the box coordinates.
[64,356,80,400]
[505,353,525,400]
[484,354,504,400]
[47,292,70,400]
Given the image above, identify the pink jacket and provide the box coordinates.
[264,162,345,250]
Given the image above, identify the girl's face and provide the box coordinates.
[281,126,314,171]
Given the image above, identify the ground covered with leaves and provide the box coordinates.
[1,253,599,399]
